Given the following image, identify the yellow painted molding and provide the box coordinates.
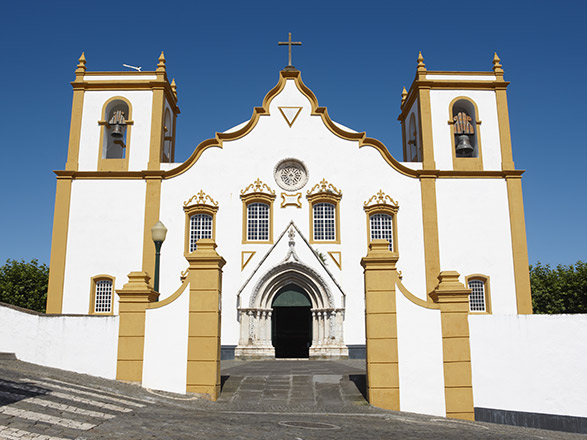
[65,88,85,171]
[278,106,302,127]
[148,278,189,309]
[280,192,302,208]
[448,96,484,171]
[241,251,256,270]
[506,177,533,314]
[183,190,219,255]
[141,176,162,282]
[418,87,436,170]
[46,176,73,314]
[88,274,115,315]
[420,176,441,299]
[241,179,276,244]
[307,179,342,244]
[327,251,342,270]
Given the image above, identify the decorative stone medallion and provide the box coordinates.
[274,158,308,191]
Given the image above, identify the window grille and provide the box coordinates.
[468,279,486,312]
[94,280,113,313]
[247,203,269,241]
[190,213,213,252]
[313,203,336,241]
[370,213,393,250]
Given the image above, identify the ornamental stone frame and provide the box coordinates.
[235,263,347,359]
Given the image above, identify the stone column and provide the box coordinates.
[266,310,273,347]
[360,239,400,411]
[238,310,248,346]
[311,310,318,347]
[185,239,226,401]
[116,271,159,383]
[317,311,324,346]
[430,271,474,421]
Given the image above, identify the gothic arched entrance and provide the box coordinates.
[271,284,312,358]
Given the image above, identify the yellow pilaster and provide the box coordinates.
[185,239,226,401]
[420,174,441,297]
[360,239,400,411]
[506,177,533,314]
[430,271,474,421]
[116,272,159,382]
[141,175,162,279]
[46,176,73,314]
[65,53,86,171]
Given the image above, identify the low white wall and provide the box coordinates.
[469,314,587,418]
[0,303,119,379]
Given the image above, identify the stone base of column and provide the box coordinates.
[234,345,276,359]
[309,345,349,359]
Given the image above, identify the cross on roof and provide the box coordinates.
[278,32,302,70]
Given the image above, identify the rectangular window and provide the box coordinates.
[247,203,269,241]
[94,279,113,313]
[190,213,213,252]
[468,280,486,312]
[370,213,393,250]
[313,203,335,241]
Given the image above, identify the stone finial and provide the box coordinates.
[417,51,426,72]
[171,78,177,98]
[401,87,408,106]
[157,51,166,72]
[492,52,503,74]
[75,52,86,73]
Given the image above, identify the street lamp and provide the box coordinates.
[151,221,168,294]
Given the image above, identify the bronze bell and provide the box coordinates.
[110,123,124,138]
[455,134,474,157]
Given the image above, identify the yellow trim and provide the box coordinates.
[183,197,219,256]
[141,176,162,281]
[327,251,342,270]
[241,179,276,244]
[448,96,484,171]
[89,275,115,315]
[420,176,441,299]
[307,179,342,245]
[364,190,400,254]
[148,277,189,309]
[465,274,492,314]
[280,192,302,208]
[241,251,256,270]
[396,279,439,310]
[418,87,436,169]
[495,88,516,170]
[277,106,302,127]
[506,177,533,314]
[46,176,73,314]
[97,96,133,171]
[148,88,165,170]
[65,87,85,171]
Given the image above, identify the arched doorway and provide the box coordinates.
[271,284,312,358]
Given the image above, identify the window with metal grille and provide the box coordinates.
[94,279,113,313]
[370,213,393,250]
[313,203,335,241]
[468,279,486,312]
[189,213,213,252]
[247,203,269,241]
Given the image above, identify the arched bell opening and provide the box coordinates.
[271,284,312,358]
[235,263,348,359]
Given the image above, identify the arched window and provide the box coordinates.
[247,202,270,241]
[189,213,213,252]
[241,179,276,244]
[407,113,421,162]
[364,190,399,254]
[466,274,491,313]
[370,213,394,250]
[451,98,479,158]
[90,275,115,315]
[162,109,174,163]
[307,179,342,244]
[183,190,218,255]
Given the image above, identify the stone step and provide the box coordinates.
[0,353,16,360]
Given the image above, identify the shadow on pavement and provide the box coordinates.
[349,374,367,400]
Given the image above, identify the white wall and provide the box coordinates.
[0,303,118,379]
[470,314,587,417]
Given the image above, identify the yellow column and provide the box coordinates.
[141,175,162,279]
[506,176,533,314]
[116,272,159,382]
[46,175,73,314]
[420,174,441,298]
[430,271,474,421]
[185,239,226,401]
[360,239,400,411]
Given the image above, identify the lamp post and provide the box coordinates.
[151,221,168,294]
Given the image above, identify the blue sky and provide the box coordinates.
[0,0,585,267]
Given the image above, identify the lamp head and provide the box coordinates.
[151,221,168,243]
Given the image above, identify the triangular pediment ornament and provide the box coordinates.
[241,251,256,271]
[278,106,302,127]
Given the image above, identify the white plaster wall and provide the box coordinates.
[84,75,157,81]
[396,287,446,416]
[62,179,145,314]
[77,90,153,171]
[426,74,496,81]
[436,178,517,313]
[157,78,427,347]
[0,304,118,379]
[430,89,502,171]
[470,314,587,417]
[142,284,189,394]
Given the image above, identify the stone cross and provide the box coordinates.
[278,32,302,68]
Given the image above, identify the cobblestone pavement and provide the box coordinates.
[0,359,585,439]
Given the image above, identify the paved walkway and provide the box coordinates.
[0,359,584,439]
